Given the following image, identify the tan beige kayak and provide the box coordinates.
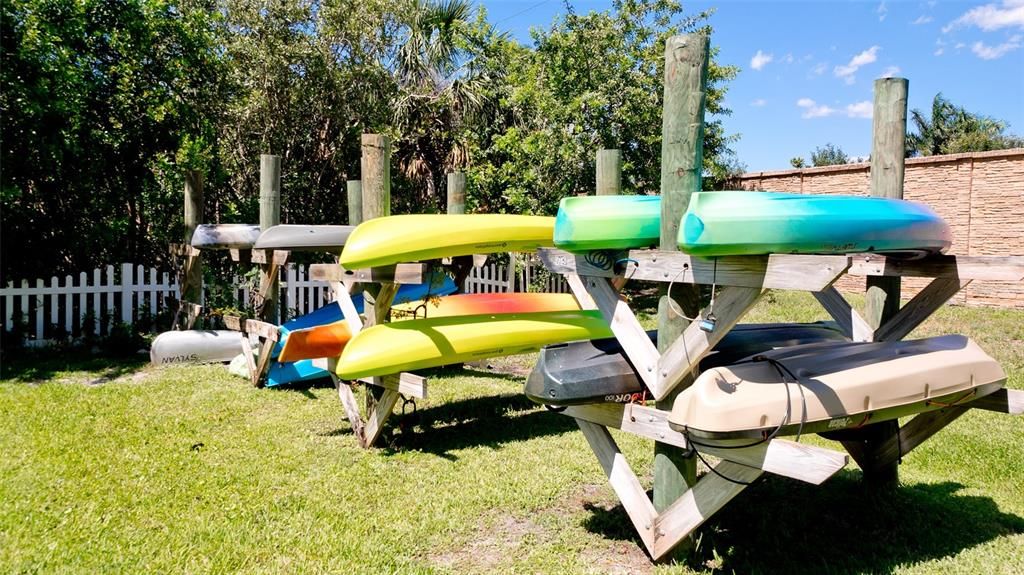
[668,335,1005,440]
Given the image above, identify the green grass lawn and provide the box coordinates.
[2,292,1022,574]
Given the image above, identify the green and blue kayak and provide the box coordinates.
[679,191,952,256]
[554,195,661,251]
[553,192,951,256]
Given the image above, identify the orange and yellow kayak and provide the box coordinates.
[277,292,580,362]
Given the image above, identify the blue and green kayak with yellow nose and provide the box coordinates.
[553,191,952,257]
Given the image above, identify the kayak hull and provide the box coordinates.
[253,224,355,252]
[668,335,1005,440]
[554,195,661,251]
[337,310,613,380]
[339,214,556,269]
[524,323,848,406]
[190,224,262,250]
[679,191,952,256]
[150,330,244,365]
[278,292,580,363]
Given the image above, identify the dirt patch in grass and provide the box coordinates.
[429,513,546,573]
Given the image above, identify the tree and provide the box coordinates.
[790,157,807,169]
[1,0,229,279]
[465,0,741,215]
[907,93,1023,157]
[810,143,849,166]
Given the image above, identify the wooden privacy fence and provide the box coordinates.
[1,257,570,346]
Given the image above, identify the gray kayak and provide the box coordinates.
[190,224,262,250]
[253,225,355,252]
[524,322,849,407]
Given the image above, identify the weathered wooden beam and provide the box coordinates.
[860,407,971,474]
[347,180,362,226]
[538,248,849,291]
[970,388,1024,415]
[244,319,280,341]
[335,377,366,443]
[250,249,289,266]
[596,149,622,196]
[308,263,427,285]
[564,403,847,485]
[228,248,252,263]
[222,314,244,332]
[169,243,202,258]
[575,419,658,555]
[259,154,282,323]
[652,460,762,560]
[848,254,1024,281]
[362,389,401,448]
[447,172,466,214]
[658,287,765,397]
[358,373,427,399]
[874,277,971,342]
[182,171,204,305]
[567,273,660,392]
[813,286,874,341]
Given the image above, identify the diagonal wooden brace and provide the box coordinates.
[657,286,765,398]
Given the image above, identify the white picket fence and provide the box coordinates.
[1,256,569,345]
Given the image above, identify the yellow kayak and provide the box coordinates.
[336,310,612,380]
[277,293,581,363]
[339,214,556,269]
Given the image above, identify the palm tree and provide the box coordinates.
[907,93,1021,157]
[391,0,503,211]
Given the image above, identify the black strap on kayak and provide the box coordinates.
[679,355,809,486]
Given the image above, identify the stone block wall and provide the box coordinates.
[734,148,1024,308]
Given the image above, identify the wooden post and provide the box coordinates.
[360,134,393,411]
[863,77,909,489]
[596,149,622,196]
[447,172,466,214]
[260,154,282,322]
[347,180,363,226]
[361,134,390,223]
[654,34,708,530]
[182,170,204,305]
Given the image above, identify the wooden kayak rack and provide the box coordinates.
[537,247,1024,560]
[309,261,433,447]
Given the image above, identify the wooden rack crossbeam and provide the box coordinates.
[540,247,1024,560]
[309,263,428,284]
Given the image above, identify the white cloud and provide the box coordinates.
[880,65,901,77]
[812,62,828,75]
[784,53,795,64]
[798,98,875,119]
[944,0,1024,33]
[934,47,945,55]
[912,15,933,25]
[834,46,881,84]
[751,50,774,70]
[972,34,1023,58]
[877,0,888,21]
[955,42,966,49]
[797,98,837,118]
[846,101,874,118]
[751,98,767,107]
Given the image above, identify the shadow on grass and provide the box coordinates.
[0,348,147,383]
[374,392,577,459]
[581,470,1024,573]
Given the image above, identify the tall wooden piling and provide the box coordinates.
[447,172,466,214]
[182,170,204,306]
[347,180,363,226]
[654,34,709,526]
[596,149,622,196]
[259,154,282,322]
[361,134,390,223]
[863,77,909,488]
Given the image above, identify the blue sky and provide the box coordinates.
[477,0,1024,172]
